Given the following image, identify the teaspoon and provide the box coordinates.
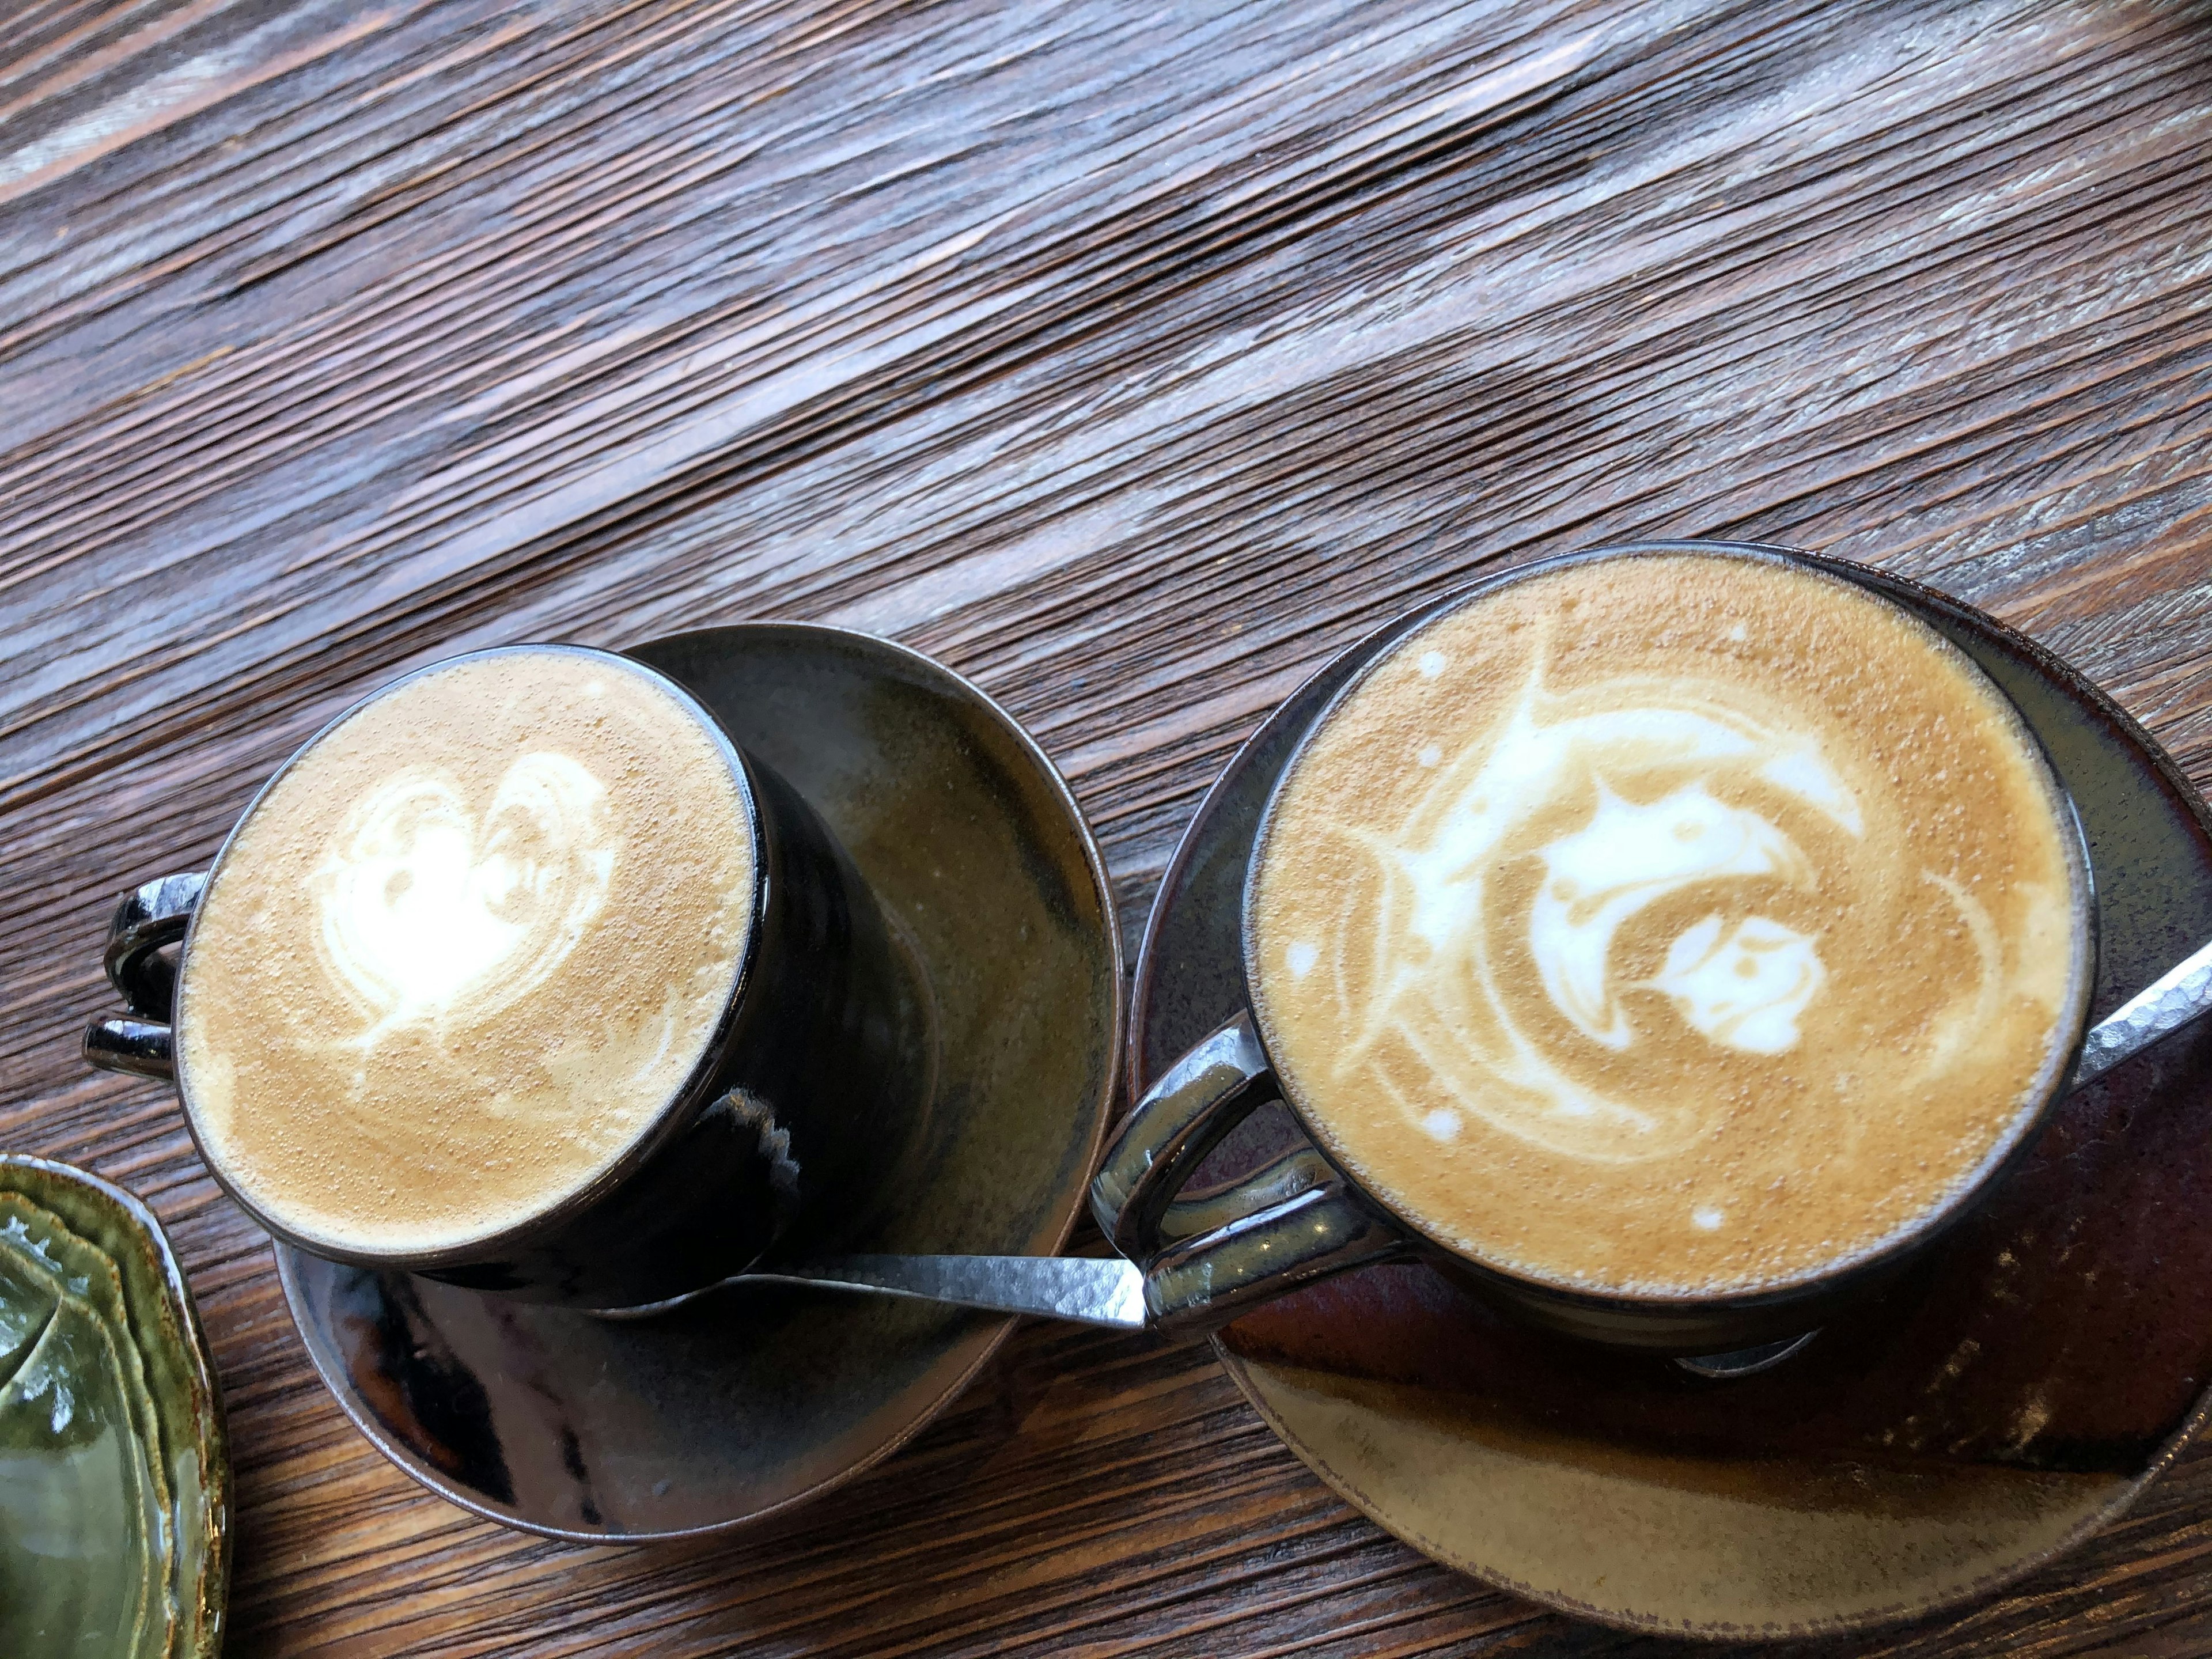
[591,1252,1148,1329]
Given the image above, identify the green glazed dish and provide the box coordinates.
[0,1155,229,1657]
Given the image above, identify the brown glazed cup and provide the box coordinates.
[82,644,930,1310]
[1092,544,2106,1355]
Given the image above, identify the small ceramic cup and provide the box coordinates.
[1093,546,2107,1354]
[84,645,929,1310]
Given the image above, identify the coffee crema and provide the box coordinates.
[176,649,757,1257]
[1248,553,2086,1298]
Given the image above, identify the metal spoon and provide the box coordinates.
[591,1252,1148,1329]
[2069,935,2212,1088]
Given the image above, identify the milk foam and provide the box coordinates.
[1327,655,1877,1161]
[316,753,615,1037]
[176,650,757,1257]
[1250,554,2085,1297]
[1650,912,1824,1055]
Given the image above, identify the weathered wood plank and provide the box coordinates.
[3,0,2210,1653]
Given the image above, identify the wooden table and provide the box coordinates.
[6,0,2210,1652]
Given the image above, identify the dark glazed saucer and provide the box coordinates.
[276,624,1120,1540]
[1130,541,2212,1639]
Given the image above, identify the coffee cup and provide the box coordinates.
[84,644,929,1310]
[1094,544,2133,1353]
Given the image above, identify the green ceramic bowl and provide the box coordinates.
[0,1154,229,1657]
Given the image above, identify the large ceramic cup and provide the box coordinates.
[1093,546,2124,1355]
[82,645,927,1311]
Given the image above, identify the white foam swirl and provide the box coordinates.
[1325,647,1876,1161]
[1650,913,1826,1055]
[1531,782,1809,1050]
[313,752,614,1037]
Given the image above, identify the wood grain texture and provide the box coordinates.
[3,0,2210,1652]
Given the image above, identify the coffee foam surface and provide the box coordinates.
[1249,554,2085,1298]
[176,649,756,1256]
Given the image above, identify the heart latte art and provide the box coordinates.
[1250,554,2086,1297]
[177,650,757,1256]
[315,753,616,1037]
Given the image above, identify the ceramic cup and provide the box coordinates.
[1093,546,2116,1354]
[82,645,930,1310]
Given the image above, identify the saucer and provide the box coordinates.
[1129,542,2212,1639]
[277,624,1121,1540]
[0,1154,229,1657]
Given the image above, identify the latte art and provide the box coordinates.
[1536,785,1823,1056]
[1650,911,1823,1055]
[316,753,615,1037]
[1251,554,2086,1297]
[176,650,757,1257]
[1319,641,2011,1166]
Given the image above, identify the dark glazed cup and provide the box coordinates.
[1093,546,2101,1354]
[83,645,929,1310]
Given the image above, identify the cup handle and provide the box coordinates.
[82,872,206,1081]
[1090,1012,1410,1332]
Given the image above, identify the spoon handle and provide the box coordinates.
[2073,937,2212,1089]
[750,1255,1149,1329]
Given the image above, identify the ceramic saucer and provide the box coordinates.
[0,1154,230,1657]
[1129,541,2212,1640]
[277,624,1121,1540]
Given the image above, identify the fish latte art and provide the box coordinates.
[1249,554,2087,1297]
